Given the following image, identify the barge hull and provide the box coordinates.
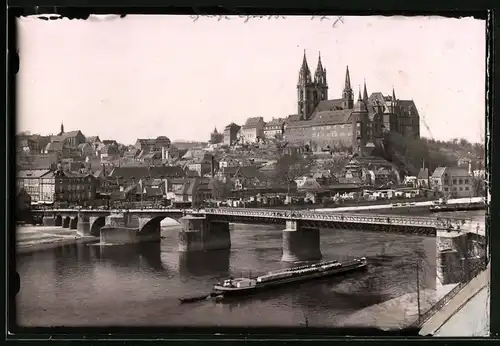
[214,263,367,297]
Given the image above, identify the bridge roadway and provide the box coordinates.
[33,207,485,282]
[34,207,469,232]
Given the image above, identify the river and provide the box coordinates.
[15,210,485,328]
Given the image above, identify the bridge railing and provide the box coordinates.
[34,207,468,229]
[204,208,465,228]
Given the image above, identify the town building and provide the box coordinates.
[134,136,171,152]
[284,51,420,155]
[223,123,241,146]
[209,127,224,144]
[186,153,217,177]
[241,117,265,144]
[219,156,239,169]
[52,170,98,204]
[263,118,285,139]
[16,169,55,204]
[430,167,473,198]
[52,123,86,148]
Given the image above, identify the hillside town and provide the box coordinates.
[16,53,486,216]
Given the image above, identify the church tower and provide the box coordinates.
[59,122,65,136]
[313,52,328,104]
[297,50,316,121]
[352,88,369,155]
[342,66,354,110]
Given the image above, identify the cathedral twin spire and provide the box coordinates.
[298,50,327,87]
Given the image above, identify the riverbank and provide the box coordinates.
[16,226,99,255]
[340,289,437,330]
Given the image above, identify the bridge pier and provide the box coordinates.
[178,216,231,252]
[436,230,486,286]
[77,213,91,237]
[100,213,163,244]
[42,214,56,226]
[281,220,322,262]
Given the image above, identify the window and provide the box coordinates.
[444,179,449,185]
[444,188,449,192]
[465,187,469,191]
[453,179,457,185]
[459,179,463,185]
[459,187,463,191]
[465,179,469,184]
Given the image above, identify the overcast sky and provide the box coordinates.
[17,15,485,145]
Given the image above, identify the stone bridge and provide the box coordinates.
[34,207,485,285]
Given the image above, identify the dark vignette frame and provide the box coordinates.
[4,0,497,344]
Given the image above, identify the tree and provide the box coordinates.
[210,178,232,200]
[272,152,312,195]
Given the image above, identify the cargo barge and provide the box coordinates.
[429,202,486,213]
[212,257,368,298]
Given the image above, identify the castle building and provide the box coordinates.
[285,51,420,155]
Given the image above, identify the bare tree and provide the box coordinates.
[272,152,312,196]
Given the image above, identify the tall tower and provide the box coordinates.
[314,52,328,104]
[352,88,369,155]
[342,66,354,110]
[59,122,64,136]
[297,50,316,121]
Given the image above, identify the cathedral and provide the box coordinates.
[284,51,421,155]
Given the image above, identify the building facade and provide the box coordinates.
[223,123,241,146]
[263,118,285,139]
[284,52,420,155]
[241,117,265,143]
[431,167,473,198]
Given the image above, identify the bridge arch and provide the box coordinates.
[90,217,106,236]
[62,216,71,228]
[55,215,62,226]
[69,217,78,230]
[139,216,167,235]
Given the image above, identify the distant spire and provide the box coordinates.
[358,87,362,100]
[392,86,397,101]
[344,66,352,91]
[302,49,308,69]
[298,49,312,85]
[363,79,369,102]
[314,51,326,85]
[60,122,64,135]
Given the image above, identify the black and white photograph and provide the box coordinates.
[14,14,489,336]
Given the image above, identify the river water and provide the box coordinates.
[15,210,485,328]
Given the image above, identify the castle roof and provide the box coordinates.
[243,117,264,129]
[310,109,353,125]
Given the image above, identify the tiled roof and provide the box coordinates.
[286,114,301,123]
[224,122,241,130]
[309,109,353,125]
[149,166,185,178]
[313,99,345,113]
[17,169,52,178]
[243,117,264,128]
[45,142,64,152]
[87,136,100,143]
[109,166,150,180]
[63,130,84,138]
[431,167,447,178]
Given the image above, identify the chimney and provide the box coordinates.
[211,155,215,178]
[162,146,166,161]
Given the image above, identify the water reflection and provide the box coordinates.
[178,249,231,278]
[96,243,164,271]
